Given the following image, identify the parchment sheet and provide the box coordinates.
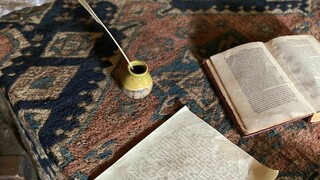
[0,0,53,17]
[96,106,278,180]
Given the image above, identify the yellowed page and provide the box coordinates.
[210,42,313,134]
[265,35,320,112]
[205,60,250,134]
[96,106,278,180]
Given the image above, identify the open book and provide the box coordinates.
[204,35,320,137]
[96,106,278,180]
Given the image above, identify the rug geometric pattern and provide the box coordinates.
[0,0,319,179]
[165,0,313,14]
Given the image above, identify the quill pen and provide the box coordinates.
[78,0,134,69]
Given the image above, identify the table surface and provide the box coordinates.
[0,0,319,179]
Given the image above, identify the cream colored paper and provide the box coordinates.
[96,106,278,180]
[210,42,313,134]
[265,35,320,111]
[0,0,53,17]
[205,60,249,134]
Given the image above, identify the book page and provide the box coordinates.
[96,106,278,180]
[265,35,320,112]
[210,42,313,134]
[204,59,249,134]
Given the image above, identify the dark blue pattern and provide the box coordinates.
[170,0,310,13]
[30,77,55,89]
[0,0,126,150]
[0,1,126,178]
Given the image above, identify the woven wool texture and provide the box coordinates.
[0,0,319,179]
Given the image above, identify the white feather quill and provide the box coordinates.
[78,0,134,69]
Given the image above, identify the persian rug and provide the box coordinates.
[0,0,319,179]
